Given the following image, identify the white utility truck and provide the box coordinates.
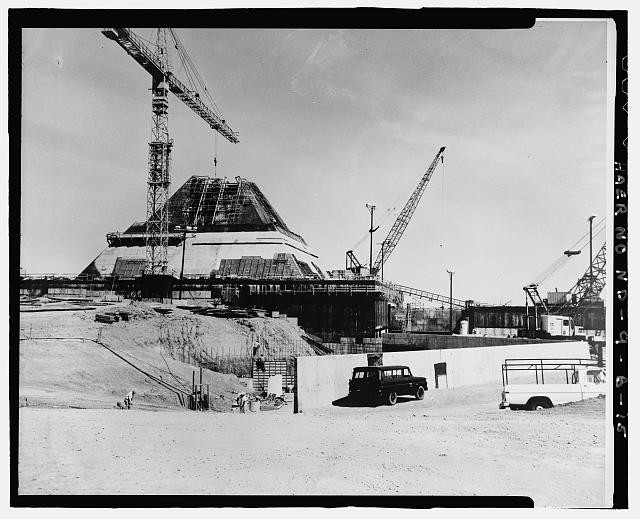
[499,358,606,410]
[538,315,574,337]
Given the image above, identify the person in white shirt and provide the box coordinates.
[124,390,135,409]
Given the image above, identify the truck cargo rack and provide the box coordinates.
[501,357,599,386]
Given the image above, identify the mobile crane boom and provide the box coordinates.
[371,146,445,274]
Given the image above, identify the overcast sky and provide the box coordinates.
[21,22,609,305]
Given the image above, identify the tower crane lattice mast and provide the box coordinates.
[553,242,607,319]
[102,27,239,275]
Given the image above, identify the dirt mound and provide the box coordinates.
[19,335,248,411]
[19,300,315,411]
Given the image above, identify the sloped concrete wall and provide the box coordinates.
[294,341,589,412]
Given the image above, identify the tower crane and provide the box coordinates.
[370,146,445,275]
[102,28,239,275]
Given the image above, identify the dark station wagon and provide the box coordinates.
[348,365,428,405]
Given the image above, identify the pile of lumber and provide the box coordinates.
[94,310,131,323]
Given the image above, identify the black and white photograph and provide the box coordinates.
[10,6,627,509]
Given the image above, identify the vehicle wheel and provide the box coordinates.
[415,386,425,400]
[387,392,398,406]
[526,398,552,411]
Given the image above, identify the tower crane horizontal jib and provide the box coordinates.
[101,27,239,144]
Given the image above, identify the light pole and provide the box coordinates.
[588,214,597,302]
[446,269,454,333]
[176,225,195,300]
[366,203,379,271]
[378,241,386,282]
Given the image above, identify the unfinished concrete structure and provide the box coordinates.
[82,176,325,280]
[54,175,400,342]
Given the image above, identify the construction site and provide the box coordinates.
[17,26,610,505]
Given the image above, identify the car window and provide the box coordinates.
[353,371,364,379]
[402,368,410,377]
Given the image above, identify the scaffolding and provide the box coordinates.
[169,176,287,232]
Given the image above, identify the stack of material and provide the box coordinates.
[190,307,258,318]
[152,307,173,315]
[95,313,120,324]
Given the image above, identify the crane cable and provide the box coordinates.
[530,217,606,285]
[214,132,218,177]
[348,153,443,255]
[169,29,223,118]
[532,222,605,285]
[164,28,225,175]
[439,154,445,261]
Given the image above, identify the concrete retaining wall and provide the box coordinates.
[383,341,589,388]
[294,341,589,413]
[294,353,368,413]
[383,332,552,350]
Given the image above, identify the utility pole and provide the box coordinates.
[588,214,597,303]
[178,227,187,299]
[176,225,194,299]
[447,270,454,333]
[366,204,379,271]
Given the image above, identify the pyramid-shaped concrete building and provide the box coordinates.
[82,176,326,280]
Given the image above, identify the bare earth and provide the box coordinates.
[18,391,606,506]
[17,304,607,506]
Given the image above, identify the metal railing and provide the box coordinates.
[501,357,599,386]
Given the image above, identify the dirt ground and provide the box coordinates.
[18,389,607,506]
[17,302,608,506]
[18,301,309,410]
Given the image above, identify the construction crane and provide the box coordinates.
[370,146,445,275]
[345,250,364,274]
[102,28,239,275]
[522,242,606,338]
[552,242,606,319]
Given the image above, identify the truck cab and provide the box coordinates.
[539,315,575,337]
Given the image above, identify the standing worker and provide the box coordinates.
[236,392,248,413]
[124,389,136,409]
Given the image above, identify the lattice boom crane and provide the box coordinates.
[371,146,445,274]
[552,242,606,318]
[102,28,239,275]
